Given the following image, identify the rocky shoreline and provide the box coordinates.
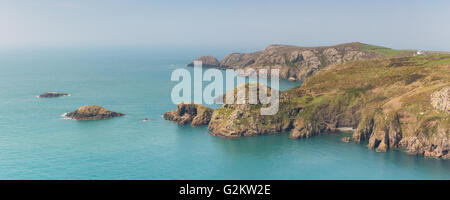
[164,103,213,127]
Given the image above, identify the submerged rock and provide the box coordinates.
[164,103,213,127]
[342,137,351,143]
[65,105,125,120]
[187,56,220,67]
[39,92,69,98]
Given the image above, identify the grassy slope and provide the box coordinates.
[360,43,412,57]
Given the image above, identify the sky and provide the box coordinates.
[1,0,450,51]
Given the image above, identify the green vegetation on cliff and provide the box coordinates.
[360,43,410,57]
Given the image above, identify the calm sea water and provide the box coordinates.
[0,48,448,180]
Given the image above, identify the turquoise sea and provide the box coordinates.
[0,48,448,180]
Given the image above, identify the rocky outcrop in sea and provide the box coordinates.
[187,56,221,68]
[65,105,125,120]
[164,103,213,127]
[39,92,69,98]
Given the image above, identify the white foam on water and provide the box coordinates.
[60,113,73,120]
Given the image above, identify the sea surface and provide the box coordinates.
[0,47,448,180]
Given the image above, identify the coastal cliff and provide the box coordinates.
[207,54,450,159]
[190,42,414,81]
[164,103,213,127]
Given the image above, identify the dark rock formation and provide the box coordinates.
[164,103,213,127]
[39,92,69,98]
[187,56,220,67]
[65,105,125,120]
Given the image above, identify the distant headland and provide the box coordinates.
[188,42,420,81]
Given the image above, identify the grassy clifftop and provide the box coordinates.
[360,43,412,57]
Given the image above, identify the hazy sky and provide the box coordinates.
[1,0,450,51]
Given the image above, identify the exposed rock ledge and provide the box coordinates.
[164,103,213,127]
[39,92,69,98]
[65,105,125,120]
[431,87,450,113]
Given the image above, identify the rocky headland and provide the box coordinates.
[164,103,213,127]
[65,105,125,120]
[206,54,450,159]
[39,92,69,98]
[188,42,414,81]
[208,83,298,137]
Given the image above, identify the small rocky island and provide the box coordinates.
[39,92,69,98]
[187,56,221,68]
[65,105,125,120]
[164,103,213,127]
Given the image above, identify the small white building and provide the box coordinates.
[415,50,425,56]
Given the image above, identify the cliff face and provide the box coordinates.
[164,103,213,127]
[65,105,125,120]
[431,87,450,113]
[190,42,414,81]
[208,54,450,159]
